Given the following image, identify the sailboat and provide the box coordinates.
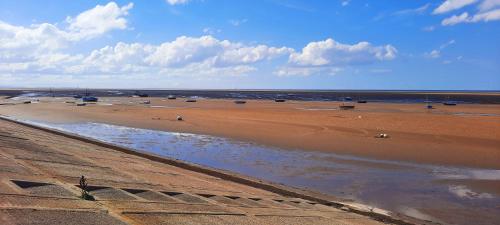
[82,89,98,102]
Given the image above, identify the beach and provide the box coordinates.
[1,96,499,169]
[1,95,500,224]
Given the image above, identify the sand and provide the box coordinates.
[0,97,499,169]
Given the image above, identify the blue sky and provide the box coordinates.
[0,0,499,90]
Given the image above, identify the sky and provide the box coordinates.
[0,0,499,90]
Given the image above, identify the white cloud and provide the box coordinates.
[0,1,134,80]
[71,42,155,74]
[0,1,133,54]
[471,8,500,21]
[434,0,500,25]
[277,38,396,76]
[478,0,500,11]
[442,12,471,25]
[0,21,69,52]
[66,2,133,40]
[0,35,292,77]
[146,36,224,67]
[1,32,397,79]
[289,38,396,67]
[341,0,351,7]
[0,2,398,82]
[166,0,190,5]
[433,0,478,14]
[442,9,500,25]
[145,36,292,68]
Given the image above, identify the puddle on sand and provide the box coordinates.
[18,120,500,225]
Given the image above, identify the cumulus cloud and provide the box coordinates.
[0,1,133,53]
[145,36,292,68]
[433,0,478,14]
[0,21,69,52]
[166,0,190,5]
[277,38,397,76]
[289,38,396,66]
[0,35,293,77]
[66,2,133,40]
[0,32,397,79]
[0,3,398,81]
[70,42,155,74]
[0,1,134,81]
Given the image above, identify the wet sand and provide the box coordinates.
[0,97,499,170]
[2,96,500,224]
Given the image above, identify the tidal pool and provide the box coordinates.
[17,119,500,225]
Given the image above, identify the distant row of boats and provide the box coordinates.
[69,91,458,108]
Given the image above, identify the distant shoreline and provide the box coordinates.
[1,89,500,104]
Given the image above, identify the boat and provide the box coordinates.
[357,100,367,103]
[73,95,82,99]
[133,91,149,97]
[234,100,247,104]
[344,97,353,101]
[443,96,457,106]
[82,96,98,102]
[76,103,86,106]
[339,104,355,110]
[274,99,286,102]
[186,99,197,102]
[339,102,355,110]
[167,95,176,100]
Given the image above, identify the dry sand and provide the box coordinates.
[0,97,499,170]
